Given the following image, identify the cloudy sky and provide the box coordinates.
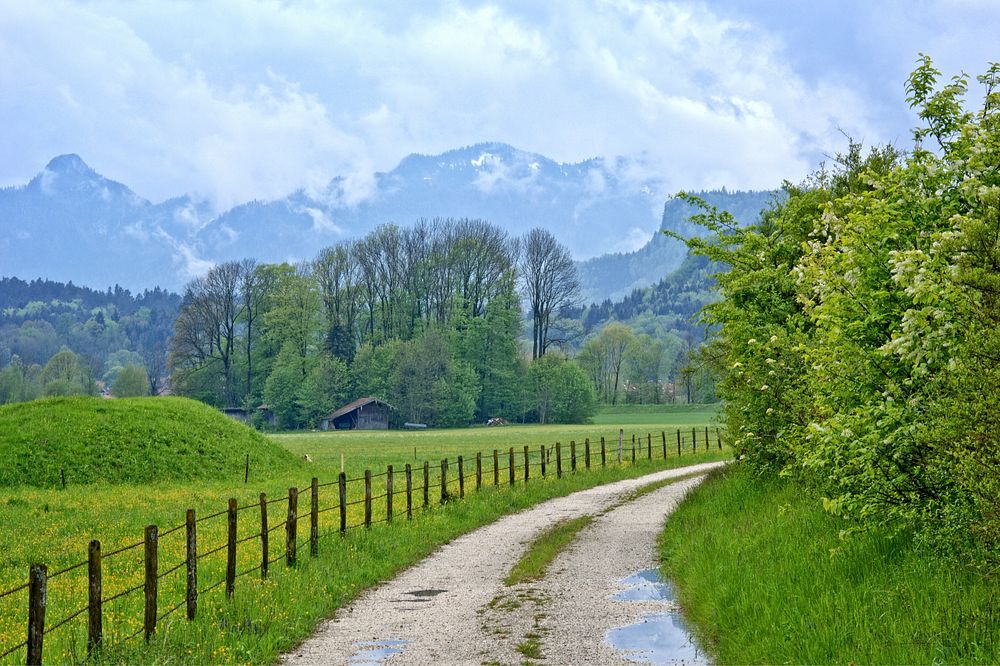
[1,0,996,208]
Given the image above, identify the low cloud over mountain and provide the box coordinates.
[2,144,672,291]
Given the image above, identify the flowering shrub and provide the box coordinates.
[678,57,1000,564]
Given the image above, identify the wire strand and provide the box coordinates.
[0,581,27,600]
[102,581,145,605]
[102,539,145,559]
[0,640,27,660]
[43,604,88,635]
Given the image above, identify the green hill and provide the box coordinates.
[0,396,303,487]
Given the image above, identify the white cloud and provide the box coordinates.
[3,0,987,209]
[151,227,215,280]
[612,226,655,253]
[300,206,343,234]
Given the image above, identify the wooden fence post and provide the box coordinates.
[338,473,347,535]
[311,477,319,554]
[144,525,157,642]
[705,426,710,451]
[187,510,199,615]
[423,462,430,508]
[570,441,576,472]
[476,453,482,491]
[541,445,547,477]
[27,563,46,666]
[523,446,529,482]
[647,433,652,460]
[508,448,515,486]
[585,438,591,469]
[244,453,250,484]
[287,487,298,565]
[692,427,697,452]
[717,428,722,450]
[457,457,464,498]
[88,541,102,654]
[618,429,623,464]
[556,442,563,478]
[493,450,499,487]
[258,496,267,581]
[631,435,636,463]
[386,466,394,523]
[662,431,667,459]
[364,471,372,527]
[226,499,237,598]
[601,437,606,466]
[406,464,413,519]
[440,459,448,503]
[677,430,682,457]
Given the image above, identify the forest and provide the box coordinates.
[0,277,178,402]
[167,220,604,429]
[0,220,718,420]
[682,57,1000,564]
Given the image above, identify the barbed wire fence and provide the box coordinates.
[0,426,722,665]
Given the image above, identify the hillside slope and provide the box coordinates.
[0,145,665,291]
[578,189,776,303]
[0,396,302,487]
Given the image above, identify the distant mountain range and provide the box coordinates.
[0,145,773,299]
[577,189,776,303]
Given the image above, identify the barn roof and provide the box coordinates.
[324,397,394,421]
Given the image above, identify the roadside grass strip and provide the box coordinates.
[503,471,707,589]
[489,470,712,664]
[505,516,594,587]
[0,424,723,664]
[658,465,1000,665]
[3,449,727,664]
[614,471,705,507]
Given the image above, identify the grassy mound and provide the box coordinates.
[0,396,303,487]
[658,466,999,664]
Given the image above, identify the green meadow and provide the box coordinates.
[0,399,722,664]
[659,466,1000,665]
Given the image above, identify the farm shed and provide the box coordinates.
[222,405,276,427]
[319,397,393,430]
[221,407,250,423]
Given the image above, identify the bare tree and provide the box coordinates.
[519,228,579,359]
[169,261,243,407]
[313,242,359,358]
[239,258,273,402]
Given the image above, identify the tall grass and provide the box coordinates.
[505,516,593,586]
[1,436,728,664]
[0,397,302,487]
[658,466,1000,664]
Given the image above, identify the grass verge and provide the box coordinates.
[0,396,301,487]
[658,465,1000,664]
[505,516,594,586]
[16,450,727,664]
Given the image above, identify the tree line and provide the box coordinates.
[168,219,595,428]
[0,279,178,403]
[682,58,1000,565]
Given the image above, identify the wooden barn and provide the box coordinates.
[319,397,393,430]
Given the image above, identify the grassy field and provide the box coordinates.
[658,466,1000,664]
[591,403,721,425]
[0,397,302,487]
[0,406,723,664]
[273,406,718,474]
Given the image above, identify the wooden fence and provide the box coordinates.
[0,426,722,664]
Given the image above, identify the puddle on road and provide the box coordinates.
[608,613,705,664]
[405,588,447,597]
[611,569,676,602]
[606,568,706,664]
[347,639,409,665]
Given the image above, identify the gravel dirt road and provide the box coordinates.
[282,461,725,665]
